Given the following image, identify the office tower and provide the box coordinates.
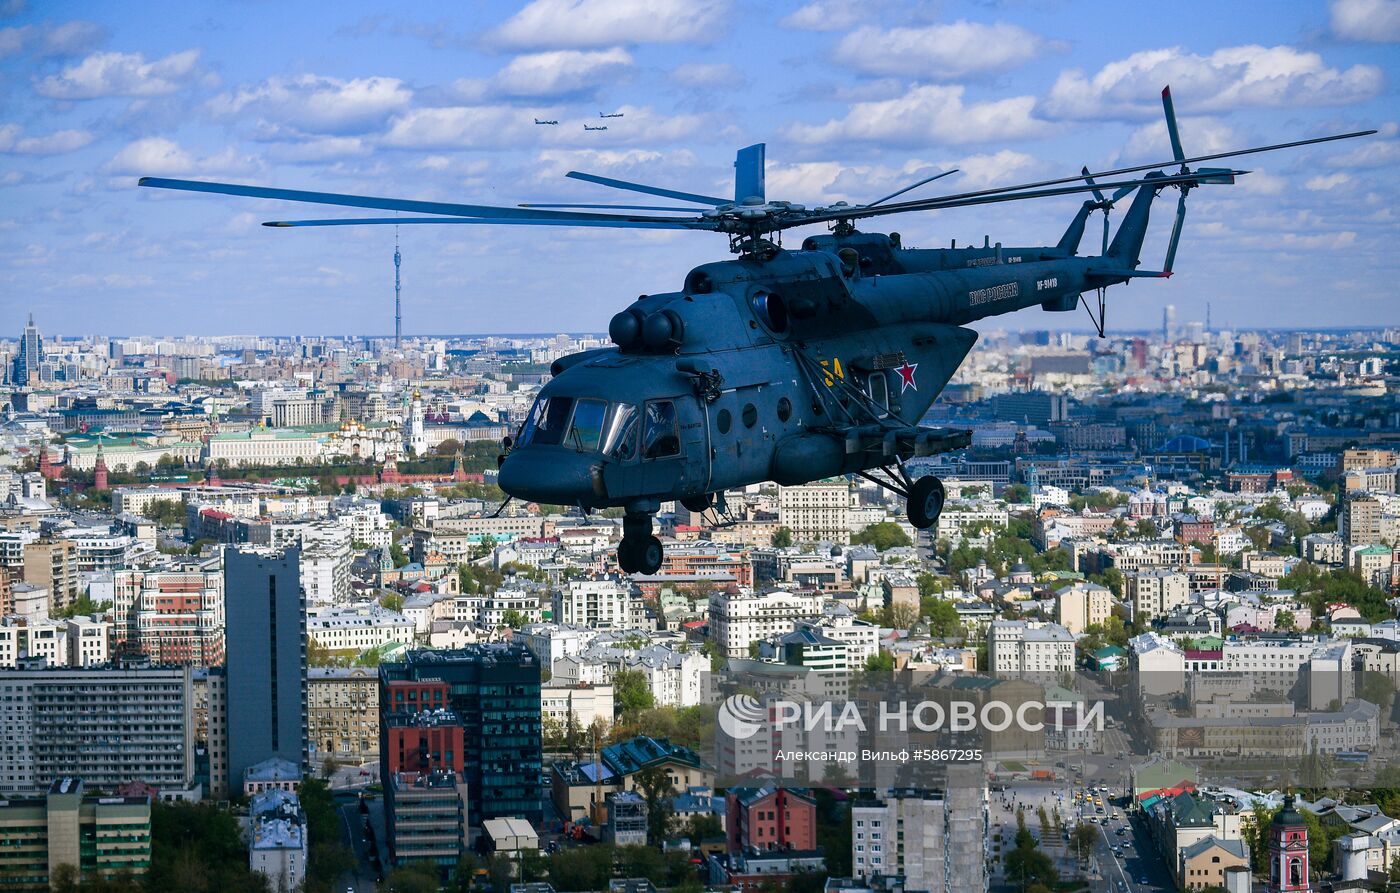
[380,645,542,826]
[11,312,44,386]
[1162,304,1175,342]
[225,547,307,794]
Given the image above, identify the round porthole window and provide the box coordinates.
[742,403,758,428]
[717,409,732,434]
[776,397,792,422]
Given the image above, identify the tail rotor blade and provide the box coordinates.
[1111,184,1135,202]
[1163,189,1188,274]
[1162,86,1186,169]
[1082,166,1107,205]
[1101,214,1111,255]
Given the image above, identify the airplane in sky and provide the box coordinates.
[534,118,558,125]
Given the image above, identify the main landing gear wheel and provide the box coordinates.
[907,475,946,530]
[617,535,663,574]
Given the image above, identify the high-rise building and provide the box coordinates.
[225,547,307,794]
[11,313,44,386]
[0,657,195,795]
[21,539,79,614]
[851,774,988,893]
[380,645,542,826]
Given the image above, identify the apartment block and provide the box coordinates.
[988,619,1075,676]
[708,588,824,658]
[852,778,988,893]
[1126,570,1191,624]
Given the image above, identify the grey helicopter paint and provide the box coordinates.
[136,87,1373,574]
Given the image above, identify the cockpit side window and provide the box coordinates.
[642,400,680,460]
[521,396,573,446]
[566,399,607,451]
[603,403,639,460]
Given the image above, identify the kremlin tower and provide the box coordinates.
[93,444,108,491]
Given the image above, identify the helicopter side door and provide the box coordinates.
[637,397,691,496]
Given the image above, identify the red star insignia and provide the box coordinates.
[896,361,918,393]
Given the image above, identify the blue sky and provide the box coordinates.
[1,0,1397,336]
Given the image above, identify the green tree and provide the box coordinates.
[865,651,895,672]
[851,521,913,550]
[142,498,187,526]
[499,608,526,629]
[614,668,656,716]
[922,597,963,639]
[389,543,410,568]
[1004,483,1030,503]
[771,526,794,548]
[381,592,405,613]
[383,863,441,893]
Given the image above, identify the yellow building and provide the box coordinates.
[0,777,151,888]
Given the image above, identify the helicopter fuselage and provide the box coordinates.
[495,228,1128,516]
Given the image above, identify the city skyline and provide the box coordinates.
[0,0,1397,334]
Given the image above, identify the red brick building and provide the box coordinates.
[725,786,817,853]
[383,680,464,775]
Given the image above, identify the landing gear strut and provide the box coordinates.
[618,512,663,575]
[907,475,946,530]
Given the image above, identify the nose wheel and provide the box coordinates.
[618,512,664,575]
[906,475,945,530]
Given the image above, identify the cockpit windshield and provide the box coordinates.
[519,396,639,458]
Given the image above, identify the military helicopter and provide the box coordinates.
[139,87,1371,574]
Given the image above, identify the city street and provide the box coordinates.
[337,799,382,893]
[988,778,1173,893]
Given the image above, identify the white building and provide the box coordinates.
[551,577,635,629]
[708,588,824,658]
[65,616,110,667]
[248,788,307,893]
[453,590,542,628]
[305,604,415,652]
[1126,569,1191,623]
[778,480,852,544]
[852,777,987,892]
[540,681,614,731]
[988,619,1075,676]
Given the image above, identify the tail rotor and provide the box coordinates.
[1082,166,1134,255]
[1157,86,1238,275]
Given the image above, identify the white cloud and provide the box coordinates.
[266,137,372,162]
[207,75,412,135]
[106,137,260,178]
[1331,0,1400,41]
[943,150,1041,189]
[780,1,866,32]
[786,85,1049,148]
[1331,138,1400,168]
[1305,172,1353,190]
[0,124,94,155]
[35,48,201,99]
[490,0,728,48]
[834,21,1051,80]
[489,48,633,98]
[1121,117,1237,161]
[0,19,102,59]
[669,62,741,88]
[1046,45,1383,120]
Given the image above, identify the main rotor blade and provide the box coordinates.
[519,203,699,212]
[866,169,958,207]
[792,169,1239,228]
[139,176,695,225]
[263,216,714,230]
[564,171,727,206]
[733,143,766,204]
[1163,190,1188,274]
[1162,86,1186,167]
[840,128,1373,221]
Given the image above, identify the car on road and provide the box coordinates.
[1139,877,1149,885]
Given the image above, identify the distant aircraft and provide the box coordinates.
[599,111,624,118]
[584,125,608,131]
[534,118,559,125]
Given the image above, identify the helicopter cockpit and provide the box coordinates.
[516,396,680,461]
